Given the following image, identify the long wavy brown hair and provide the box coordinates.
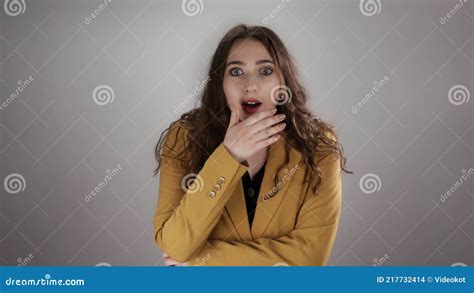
[153,24,352,194]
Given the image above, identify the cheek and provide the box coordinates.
[223,78,242,104]
[261,76,282,105]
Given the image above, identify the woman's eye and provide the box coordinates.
[229,68,243,76]
[261,67,273,76]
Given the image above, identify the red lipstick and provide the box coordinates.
[241,98,262,114]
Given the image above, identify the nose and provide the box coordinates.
[244,76,258,94]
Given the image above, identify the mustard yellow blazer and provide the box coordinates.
[153,123,342,266]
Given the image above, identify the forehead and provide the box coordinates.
[227,38,272,62]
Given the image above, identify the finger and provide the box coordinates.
[255,134,281,149]
[243,108,277,127]
[249,113,286,134]
[252,122,286,142]
[227,105,240,129]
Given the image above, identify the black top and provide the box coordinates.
[241,163,266,229]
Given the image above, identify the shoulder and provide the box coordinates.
[165,120,189,143]
[315,129,341,169]
[322,129,337,142]
[162,120,190,158]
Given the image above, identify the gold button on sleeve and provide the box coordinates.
[208,191,216,198]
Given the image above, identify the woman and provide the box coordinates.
[152,24,352,266]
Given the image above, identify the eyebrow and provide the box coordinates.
[226,59,274,67]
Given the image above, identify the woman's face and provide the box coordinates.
[223,38,282,122]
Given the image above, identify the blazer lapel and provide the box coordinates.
[251,136,302,239]
[224,179,252,240]
[224,135,302,241]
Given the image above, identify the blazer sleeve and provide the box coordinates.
[188,147,342,266]
[153,123,249,262]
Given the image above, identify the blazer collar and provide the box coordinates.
[225,135,302,240]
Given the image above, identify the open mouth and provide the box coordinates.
[241,99,262,114]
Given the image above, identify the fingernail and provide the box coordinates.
[271,108,277,113]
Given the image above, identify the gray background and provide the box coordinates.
[0,0,472,266]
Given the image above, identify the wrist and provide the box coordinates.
[222,143,246,165]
